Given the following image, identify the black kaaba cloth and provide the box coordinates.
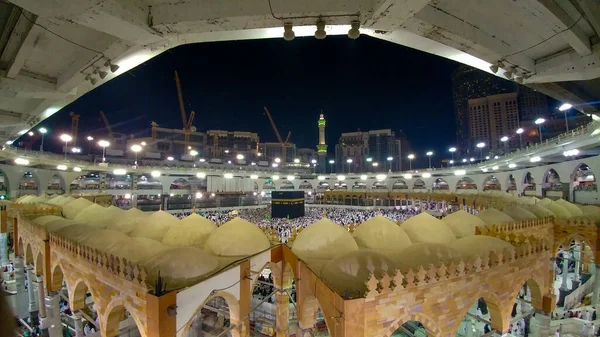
[271,191,305,219]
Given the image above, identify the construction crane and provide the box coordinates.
[99,111,115,141]
[263,107,292,161]
[69,112,80,146]
[174,71,195,148]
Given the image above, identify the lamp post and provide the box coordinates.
[131,144,142,166]
[559,103,572,132]
[426,151,433,169]
[39,128,47,151]
[535,118,545,142]
[449,147,456,163]
[500,136,509,153]
[98,140,110,162]
[60,134,72,160]
[86,136,94,154]
[476,142,485,161]
[346,158,353,174]
[407,154,415,171]
[190,150,198,167]
[516,128,524,148]
[329,159,334,173]
[386,156,393,172]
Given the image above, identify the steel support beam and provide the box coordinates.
[531,0,591,55]
[366,0,431,30]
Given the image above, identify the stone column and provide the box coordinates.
[574,246,581,281]
[530,312,551,337]
[36,275,47,334]
[45,292,62,337]
[131,194,138,209]
[275,290,289,337]
[26,265,39,325]
[14,256,29,319]
[561,253,570,290]
[0,232,8,266]
[592,264,600,307]
[73,311,84,337]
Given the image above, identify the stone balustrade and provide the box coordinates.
[476,217,553,235]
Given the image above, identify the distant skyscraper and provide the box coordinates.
[468,93,519,152]
[518,86,548,122]
[335,129,400,172]
[452,65,517,154]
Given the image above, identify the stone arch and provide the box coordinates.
[24,242,34,265]
[352,181,367,190]
[34,250,43,275]
[263,179,276,190]
[70,173,100,190]
[317,181,329,190]
[372,181,387,190]
[413,179,426,189]
[543,168,562,188]
[299,295,331,336]
[298,180,313,190]
[456,177,477,190]
[47,174,65,192]
[554,233,595,256]
[506,174,517,191]
[180,291,241,337]
[170,177,190,190]
[102,296,147,337]
[19,171,39,192]
[433,178,448,191]
[452,291,506,336]
[333,181,347,190]
[69,278,96,311]
[572,162,596,189]
[137,174,163,190]
[522,171,535,190]
[483,175,501,191]
[280,179,295,189]
[50,263,64,292]
[392,179,408,190]
[383,312,443,337]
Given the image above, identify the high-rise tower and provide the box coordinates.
[317,113,327,172]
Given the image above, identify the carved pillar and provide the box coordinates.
[592,264,600,307]
[275,290,289,337]
[561,253,570,290]
[146,291,177,337]
[26,265,38,315]
[36,275,47,333]
[0,206,7,266]
[73,311,84,337]
[574,246,581,281]
[14,256,29,319]
[131,194,138,209]
[45,292,62,337]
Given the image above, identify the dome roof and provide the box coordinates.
[73,204,108,226]
[581,205,600,221]
[45,219,77,232]
[352,216,412,258]
[106,212,149,234]
[46,196,65,205]
[502,206,537,221]
[523,204,555,218]
[448,236,514,258]
[33,215,64,226]
[204,217,270,257]
[321,250,396,297]
[85,206,124,228]
[395,243,462,270]
[54,224,99,242]
[162,214,217,246]
[442,210,485,238]
[16,195,34,204]
[129,211,178,241]
[292,217,358,260]
[543,203,572,218]
[62,198,94,219]
[144,247,219,290]
[538,198,553,205]
[83,230,130,251]
[476,208,515,226]
[555,199,584,217]
[107,237,166,263]
[400,213,456,244]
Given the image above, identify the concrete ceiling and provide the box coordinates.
[0,0,598,144]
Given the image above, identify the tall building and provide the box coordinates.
[206,130,259,159]
[452,65,517,154]
[468,93,519,152]
[334,129,400,172]
[518,86,548,122]
[316,113,327,173]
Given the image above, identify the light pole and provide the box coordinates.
[366,157,372,171]
[131,144,142,166]
[190,150,198,167]
[500,136,509,153]
[448,147,456,163]
[426,151,433,169]
[407,154,415,171]
[87,136,94,154]
[387,156,393,172]
[39,128,47,151]
[559,103,572,132]
[476,142,485,161]
[329,159,334,173]
[535,118,545,142]
[346,158,353,173]
[516,128,524,148]
[98,140,110,162]
[60,134,72,160]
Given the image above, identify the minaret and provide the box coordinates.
[316,112,327,173]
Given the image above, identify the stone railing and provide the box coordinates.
[364,238,548,298]
[475,217,553,235]
[554,217,595,226]
[49,233,148,287]
[8,203,62,219]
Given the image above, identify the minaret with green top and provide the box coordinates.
[317,112,327,172]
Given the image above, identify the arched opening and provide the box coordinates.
[392,179,408,190]
[455,297,502,337]
[185,294,240,337]
[34,251,43,276]
[137,174,162,190]
[413,179,426,190]
[280,180,295,190]
[298,296,331,337]
[253,181,259,192]
[19,171,38,195]
[483,176,500,191]
[573,163,596,202]
[432,178,449,191]
[504,280,542,337]
[554,238,595,308]
[316,181,329,191]
[103,302,143,337]
[523,172,536,195]
[170,178,190,190]
[352,181,367,190]
[506,174,517,193]
[456,177,477,190]
[263,180,276,191]
[135,174,163,211]
[47,174,65,194]
[298,181,313,190]
[70,173,100,191]
[0,169,8,196]
[543,168,563,199]
[333,181,347,190]
[372,181,387,190]
[391,320,430,337]
[107,173,132,189]
[50,264,64,292]
[69,279,100,335]
[24,242,34,265]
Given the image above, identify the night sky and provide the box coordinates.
[30,35,462,167]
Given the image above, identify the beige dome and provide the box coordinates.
[83,230,129,251]
[205,217,270,257]
[107,211,149,234]
[292,217,358,260]
[523,204,555,218]
[352,216,412,259]
[442,210,485,238]
[33,215,64,226]
[476,208,515,226]
[543,203,572,218]
[555,199,584,217]
[145,247,219,290]
[107,237,166,263]
[538,198,553,205]
[54,224,99,242]
[46,196,65,205]
[85,206,124,228]
[16,195,34,204]
[54,196,73,206]
[74,204,107,226]
[396,243,462,270]
[581,205,600,221]
[162,214,217,246]
[321,250,396,297]
[45,219,77,232]
[502,206,537,221]
[62,198,94,219]
[449,236,514,258]
[400,213,456,244]
[129,211,178,241]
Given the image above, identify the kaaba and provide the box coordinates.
[271,191,305,219]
